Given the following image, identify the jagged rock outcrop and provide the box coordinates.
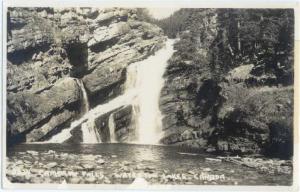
[94,105,136,142]
[7,77,81,144]
[159,9,219,148]
[7,7,165,144]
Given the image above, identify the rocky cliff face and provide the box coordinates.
[7,7,165,145]
[159,9,219,149]
[159,9,293,158]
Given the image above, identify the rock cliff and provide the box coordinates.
[7,8,294,159]
[158,9,294,158]
[7,7,165,145]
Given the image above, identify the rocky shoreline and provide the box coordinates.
[6,147,292,185]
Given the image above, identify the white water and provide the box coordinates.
[134,39,175,144]
[108,114,116,142]
[75,79,102,143]
[75,79,89,114]
[81,119,102,143]
[45,39,175,144]
[45,89,136,143]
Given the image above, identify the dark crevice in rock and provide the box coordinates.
[7,43,51,65]
[66,43,88,78]
[195,79,221,118]
[94,108,121,142]
[6,131,26,148]
[89,37,119,53]
[88,82,124,108]
[265,121,293,159]
[34,85,54,94]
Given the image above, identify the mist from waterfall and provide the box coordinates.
[45,39,175,144]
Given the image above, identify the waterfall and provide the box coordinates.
[108,114,116,142]
[81,119,101,143]
[45,82,135,143]
[44,39,175,144]
[75,79,89,114]
[46,78,101,143]
[134,39,175,144]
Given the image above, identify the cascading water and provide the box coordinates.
[46,79,101,143]
[76,79,102,143]
[133,39,175,144]
[108,114,116,142]
[81,120,102,143]
[45,39,175,144]
[45,81,136,143]
[75,79,89,114]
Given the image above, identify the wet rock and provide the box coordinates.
[81,154,97,161]
[45,150,56,154]
[122,161,131,166]
[85,176,96,183]
[80,164,95,171]
[187,170,196,175]
[30,177,45,183]
[104,177,111,184]
[206,147,216,153]
[72,165,84,171]
[67,177,81,184]
[15,160,23,165]
[97,159,105,165]
[46,162,58,168]
[205,158,222,162]
[27,151,39,156]
[202,168,211,172]
[30,168,41,174]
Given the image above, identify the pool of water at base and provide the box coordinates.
[6,143,292,185]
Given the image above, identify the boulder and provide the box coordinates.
[7,78,81,140]
[94,105,135,142]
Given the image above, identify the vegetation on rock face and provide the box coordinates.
[158,8,294,158]
[155,9,294,84]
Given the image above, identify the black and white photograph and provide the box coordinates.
[1,0,299,190]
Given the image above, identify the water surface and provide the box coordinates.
[6,143,292,185]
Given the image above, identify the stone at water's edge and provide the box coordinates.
[93,105,136,143]
[7,8,165,144]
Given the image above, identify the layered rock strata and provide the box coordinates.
[7,7,165,144]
